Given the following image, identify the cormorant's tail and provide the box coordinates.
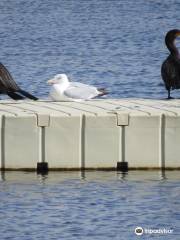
[7,92,24,100]
[0,62,38,100]
[7,90,38,100]
[17,89,38,100]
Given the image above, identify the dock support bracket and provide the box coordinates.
[117,161,128,172]
[36,114,50,174]
[37,162,48,174]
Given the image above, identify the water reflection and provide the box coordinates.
[0,169,177,183]
[79,170,86,180]
[37,173,49,184]
[159,168,168,181]
[0,170,179,239]
[0,170,5,181]
[116,171,128,181]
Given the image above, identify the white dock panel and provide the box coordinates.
[165,116,180,168]
[0,99,179,170]
[4,114,39,169]
[45,115,82,168]
[84,114,119,168]
[125,114,161,168]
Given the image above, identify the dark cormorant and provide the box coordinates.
[0,62,38,100]
[161,29,180,99]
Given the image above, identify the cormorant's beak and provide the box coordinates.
[176,32,180,37]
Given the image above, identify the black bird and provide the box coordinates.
[0,62,38,100]
[161,29,180,99]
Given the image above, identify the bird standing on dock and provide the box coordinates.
[161,29,180,99]
[47,74,108,101]
[0,62,38,100]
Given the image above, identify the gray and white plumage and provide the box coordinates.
[47,74,107,101]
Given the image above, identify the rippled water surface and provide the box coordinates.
[1,0,180,99]
[0,171,179,240]
[0,2,180,239]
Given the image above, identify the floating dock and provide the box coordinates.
[0,99,180,171]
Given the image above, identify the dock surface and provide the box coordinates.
[0,98,180,170]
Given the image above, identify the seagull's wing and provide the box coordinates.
[64,82,99,99]
[71,82,97,89]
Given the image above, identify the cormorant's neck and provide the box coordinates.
[167,40,179,57]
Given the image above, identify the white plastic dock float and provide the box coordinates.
[0,99,180,171]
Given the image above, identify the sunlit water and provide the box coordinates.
[0,1,180,239]
[0,171,179,240]
[1,0,180,99]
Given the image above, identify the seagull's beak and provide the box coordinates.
[47,79,56,85]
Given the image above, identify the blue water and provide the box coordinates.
[1,0,180,99]
[0,1,180,239]
[0,171,179,240]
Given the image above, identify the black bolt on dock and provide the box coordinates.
[117,162,128,172]
[37,162,48,174]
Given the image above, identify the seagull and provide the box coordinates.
[47,74,108,101]
[0,62,38,100]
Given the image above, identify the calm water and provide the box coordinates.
[0,171,179,240]
[1,0,180,99]
[0,1,180,239]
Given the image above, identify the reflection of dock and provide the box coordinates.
[0,99,180,171]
